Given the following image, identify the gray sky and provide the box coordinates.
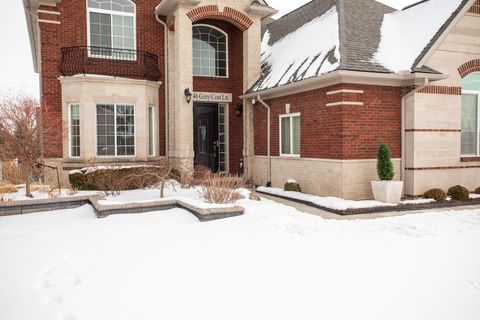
[0,0,417,98]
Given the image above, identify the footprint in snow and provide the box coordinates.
[42,267,55,277]
[47,294,64,305]
[35,279,52,291]
[69,276,82,287]
[59,313,78,320]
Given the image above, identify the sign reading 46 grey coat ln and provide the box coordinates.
[193,92,233,103]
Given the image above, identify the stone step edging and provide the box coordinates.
[0,195,244,222]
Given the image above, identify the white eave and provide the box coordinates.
[241,70,448,100]
[247,4,278,19]
[155,0,200,16]
[23,0,61,73]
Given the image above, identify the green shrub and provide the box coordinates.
[423,188,447,202]
[377,143,394,181]
[475,187,480,194]
[447,185,470,201]
[284,180,302,192]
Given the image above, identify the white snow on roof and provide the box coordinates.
[373,0,463,73]
[255,5,340,91]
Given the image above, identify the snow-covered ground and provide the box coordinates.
[1,195,480,320]
[257,186,435,210]
[1,187,99,201]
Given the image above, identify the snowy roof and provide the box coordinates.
[250,0,469,93]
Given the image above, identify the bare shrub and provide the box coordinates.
[124,161,175,198]
[0,182,18,193]
[1,162,23,184]
[199,172,247,204]
[0,95,66,197]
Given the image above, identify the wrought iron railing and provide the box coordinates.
[59,46,160,81]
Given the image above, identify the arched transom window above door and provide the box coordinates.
[192,25,228,77]
[87,0,136,58]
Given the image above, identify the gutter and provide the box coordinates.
[400,77,430,192]
[23,0,39,73]
[256,95,272,186]
[155,15,169,159]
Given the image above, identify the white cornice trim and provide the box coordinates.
[241,70,448,100]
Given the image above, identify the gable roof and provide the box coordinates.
[250,0,471,93]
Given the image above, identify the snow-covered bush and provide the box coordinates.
[284,179,302,192]
[69,166,160,194]
[447,185,470,201]
[199,173,246,204]
[377,143,394,181]
[423,188,446,202]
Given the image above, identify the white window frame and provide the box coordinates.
[279,112,300,157]
[148,105,155,157]
[95,103,136,158]
[68,103,81,158]
[86,0,137,58]
[218,103,229,172]
[192,24,229,78]
[461,89,480,156]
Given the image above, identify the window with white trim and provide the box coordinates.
[96,104,135,156]
[87,0,135,58]
[69,104,80,157]
[280,113,300,156]
[148,105,155,156]
[461,73,480,155]
[192,25,227,77]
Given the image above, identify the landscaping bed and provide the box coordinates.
[257,187,480,215]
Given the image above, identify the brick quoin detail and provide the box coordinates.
[402,85,461,95]
[405,129,461,132]
[469,0,480,14]
[254,84,402,160]
[186,5,253,31]
[458,59,480,78]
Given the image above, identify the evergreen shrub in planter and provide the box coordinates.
[371,143,403,204]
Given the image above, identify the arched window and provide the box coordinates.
[192,25,228,77]
[87,0,136,58]
[461,72,480,155]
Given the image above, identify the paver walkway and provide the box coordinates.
[258,193,480,220]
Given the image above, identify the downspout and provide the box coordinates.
[257,95,272,186]
[401,77,430,192]
[155,15,169,159]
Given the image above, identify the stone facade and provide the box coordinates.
[404,11,480,196]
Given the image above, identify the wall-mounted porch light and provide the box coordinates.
[235,103,243,117]
[184,88,192,104]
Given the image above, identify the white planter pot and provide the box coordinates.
[371,180,404,204]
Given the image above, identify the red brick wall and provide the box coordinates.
[192,19,244,174]
[254,84,402,159]
[39,0,166,158]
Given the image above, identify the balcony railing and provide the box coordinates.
[59,46,160,81]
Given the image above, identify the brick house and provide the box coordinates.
[23,0,480,199]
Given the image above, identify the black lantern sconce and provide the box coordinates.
[235,103,243,117]
[184,88,192,104]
